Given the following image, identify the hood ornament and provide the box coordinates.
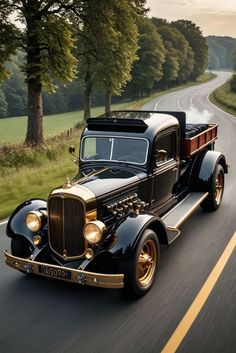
[63,249,68,258]
[63,177,72,189]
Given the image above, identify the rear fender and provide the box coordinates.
[190,150,228,191]
[6,199,47,247]
[108,213,168,259]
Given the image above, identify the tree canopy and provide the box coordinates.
[152,18,194,85]
[0,0,80,145]
[127,18,165,98]
[76,0,143,118]
[0,3,19,82]
[207,36,236,70]
[0,0,147,143]
[172,20,208,80]
[0,4,211,140]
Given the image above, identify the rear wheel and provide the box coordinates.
[201,164,224,211]
[121,229,159,298]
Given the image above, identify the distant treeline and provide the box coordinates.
[207,36,236,70]
[0,17,209,119]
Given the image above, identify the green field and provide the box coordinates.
[0,73,215,144]
[0,73,216,219]
[0,103,132,143]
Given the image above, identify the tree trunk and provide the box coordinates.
[105,88,111,115]
[84,71,92,121]
[25,81,43,146]
[24,1,44,146]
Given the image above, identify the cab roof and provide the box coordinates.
[85,110,184,139]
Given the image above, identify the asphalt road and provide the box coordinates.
[1,72,235,353]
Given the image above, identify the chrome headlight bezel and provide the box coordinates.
[83,220,106,244]
[25,211,44,233]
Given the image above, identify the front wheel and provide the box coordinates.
[121,229,159,298]
[201,164,224,211]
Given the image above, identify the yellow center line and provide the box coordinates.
[161,231,236,353]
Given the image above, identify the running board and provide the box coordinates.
[162,192,209,244]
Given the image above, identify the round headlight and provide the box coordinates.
[33,235,42,246]
[25,211,43,233]
[83,220,106,244]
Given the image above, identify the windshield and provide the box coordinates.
[81,136,148,165]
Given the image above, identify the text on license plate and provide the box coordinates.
[38,265,71,280]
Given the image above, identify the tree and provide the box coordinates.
[152,18,194,85]
[229,75,236,93]
[0,88,8,118]
[229,48,236,71]
[0,4,19,82]
[0,1,77,145]
[3,51,27,116]
[128,18,165,98]
[206,36,236,70]
[161,41,179,85]
[172,20,208,80]
[99,0,139,114]
[151,19,180,86]
[43,90,68,115]
[76,0,146,119]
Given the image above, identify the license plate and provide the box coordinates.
[38,265,71,280]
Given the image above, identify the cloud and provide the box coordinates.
[146,0,236,37]
[172,1,190,5]
[192,11,236,36]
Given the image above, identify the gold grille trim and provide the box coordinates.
[48,185,97,261]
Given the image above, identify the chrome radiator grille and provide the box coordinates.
[48,196,85,259]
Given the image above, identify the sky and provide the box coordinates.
[146,0,236,37]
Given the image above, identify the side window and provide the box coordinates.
[155,132,177,166]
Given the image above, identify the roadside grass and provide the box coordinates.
[0,72,215,219]
[0,133,80,219]
[0,157,78,219]
[209,81,236,117]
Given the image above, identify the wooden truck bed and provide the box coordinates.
[181,124,218,158]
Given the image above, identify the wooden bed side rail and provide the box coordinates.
[181,124,218,158]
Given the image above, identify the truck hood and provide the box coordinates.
[76,167,147,198]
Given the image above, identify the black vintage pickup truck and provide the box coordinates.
[5,110,228,297]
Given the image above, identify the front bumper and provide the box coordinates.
[4,251,124,289]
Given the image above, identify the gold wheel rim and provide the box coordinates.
[215,171,223,205]
[137,239,157,287]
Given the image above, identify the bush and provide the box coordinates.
[229,74,236,93]
[0,127,83,175]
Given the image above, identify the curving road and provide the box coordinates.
[1,72,236,353]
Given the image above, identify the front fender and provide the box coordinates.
[6,199,47,246]
[108,213,168,259]
[190,150,228,191]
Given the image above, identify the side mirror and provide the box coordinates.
[69,145,79,165]
[69,145,75,155]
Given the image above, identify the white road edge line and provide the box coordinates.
[0,220,8,226]
[155,94,168,110]
[190,95,194,107]
[177,98,183,111]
